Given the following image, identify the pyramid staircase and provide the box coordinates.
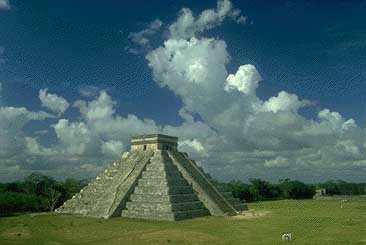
[121,150,210,221]
[55,149,154,218]
[168,151,241,216]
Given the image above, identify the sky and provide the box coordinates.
[1,0,366,183]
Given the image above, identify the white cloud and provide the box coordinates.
[0,0,10,10]
[169,0,247,39]
[0,105,53,163]
[79,85,99,98]
[263,91,310,113]
[74,90,115,121]
[224,64,262,95]
[39,89,70,115]
[145,0,366,182]
[147,37,231,116]
[53,119,94,155]
[179,139,208,157]
[127,19,163,54]
[101,140,124,157]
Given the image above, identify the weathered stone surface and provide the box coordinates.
[55,149,154,218]
[121,150,210,221]
[168,151,245,216]
[56,134,247,220]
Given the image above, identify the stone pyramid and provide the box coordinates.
[56,134,247,221]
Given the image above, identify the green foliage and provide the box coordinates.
[279,179,315,199]
[227,178,316,202]
[249,178,282,201]
[23,173,57,196]
[0,173,87,216]
[0,192,41,215]
[227,180,255,201]
[320,180,366,196]
[227,178,364,203]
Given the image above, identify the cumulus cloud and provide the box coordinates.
[0,0,10,10]
[127,19,163,54]
[169,0,247,39]
[0,106,52,156]
[145,0,366,182]
[101,140,124,157]
[53,119,94,155]
[263,91,311,113]
[225,64,262,95]
[0,87,163,181]
[78,85,99,98]
[39,89,70,115]
[179,139,208,157]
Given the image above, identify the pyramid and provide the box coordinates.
[56,134,247,221]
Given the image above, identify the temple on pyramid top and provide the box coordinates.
[130,134,178,151]
[56,134,247,221]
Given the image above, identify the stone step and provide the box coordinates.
[147,155,173,163]
[140,175,186,181]
[142,170,183,178]
[121,208,209,221]
[138,178,189,187]
[174,209,210,221]
[126,201,206,212]
[149,155,173,163]
[145,164,178,172]
[122,210,175,221]
[134,185,194,195]
[129,193,200,203]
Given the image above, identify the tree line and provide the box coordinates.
[0,173,87,216]
[1,174,366,216]
[225,178,366,202]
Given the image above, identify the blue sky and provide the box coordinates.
[1,0,366,182]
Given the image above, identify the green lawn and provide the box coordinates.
[1,199,366,244]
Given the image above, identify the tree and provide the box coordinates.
[249,178,281,200]
[279,179,315,199]
[320,180,341,195]
[44,188,62,212]
[23,173,57,196]
[227,180,256,201]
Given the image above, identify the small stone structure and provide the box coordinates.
[56,134,247,221]
[316,188,327,196]
[314,188,328,199]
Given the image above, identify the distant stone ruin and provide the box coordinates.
[314,188,328,200]
[56,134,247,221]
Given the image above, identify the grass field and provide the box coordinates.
[1,199,366,244]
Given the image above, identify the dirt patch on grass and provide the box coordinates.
[229,209,271,220]
[1,226,32,240]
[139,229,218,243]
